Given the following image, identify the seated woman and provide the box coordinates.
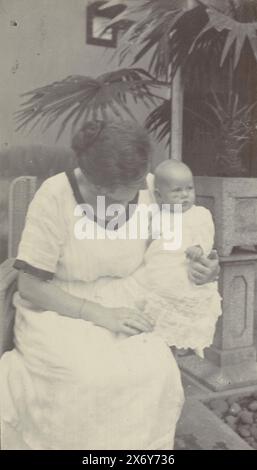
[0,120,219,450]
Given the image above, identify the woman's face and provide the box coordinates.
[100,175,148,205]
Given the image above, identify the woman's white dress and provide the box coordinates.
[0,172,184,450]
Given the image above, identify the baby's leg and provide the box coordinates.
[143,286,221,353]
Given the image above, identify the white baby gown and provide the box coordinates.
[82,205,222,353]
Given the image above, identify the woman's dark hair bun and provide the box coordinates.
[71,120,105,154]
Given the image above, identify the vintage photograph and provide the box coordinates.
[0,0,257,453]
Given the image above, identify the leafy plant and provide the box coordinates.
[146,89,257,176]
[15,0,257,176]
[206,91,257,176]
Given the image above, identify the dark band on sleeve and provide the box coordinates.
[13,259,54,281]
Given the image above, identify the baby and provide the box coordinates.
[141,160,222,356]
[83,161,222,357]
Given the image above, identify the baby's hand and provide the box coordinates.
[185,245,204,261]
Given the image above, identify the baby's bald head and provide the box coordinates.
[154,160,193,190]
[154,160,195,211]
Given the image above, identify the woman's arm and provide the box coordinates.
[18,272,153,335]
[18,271,105,322]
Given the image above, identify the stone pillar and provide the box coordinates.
[178,251,257,391]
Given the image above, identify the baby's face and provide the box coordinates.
[156,170,195,212]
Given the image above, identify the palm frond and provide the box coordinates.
[145,94,218,148]
[189,7,257,68]
[101,0,190,79]
[145,100,171,146]
[106,0,257,82]
[15,69,161,139]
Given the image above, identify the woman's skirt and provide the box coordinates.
[0,293,184,450]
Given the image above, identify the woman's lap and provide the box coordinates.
[0,304,184,450]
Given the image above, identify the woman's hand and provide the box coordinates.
[88,304,154,336]
[188,250,220,285]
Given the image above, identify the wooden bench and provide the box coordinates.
[0,176,37,356]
